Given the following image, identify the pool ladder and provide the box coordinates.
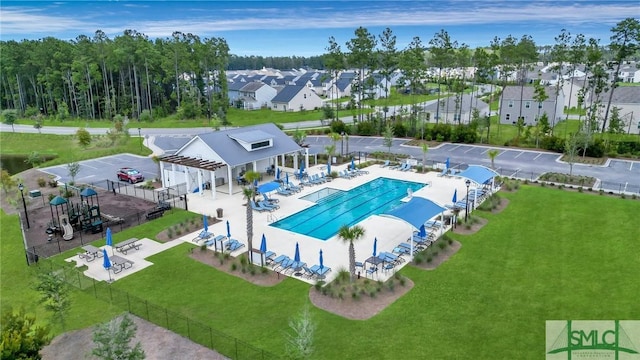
[267,213,279,223]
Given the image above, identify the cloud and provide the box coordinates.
[1,1,637,40]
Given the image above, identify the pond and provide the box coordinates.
[0,154,56,175]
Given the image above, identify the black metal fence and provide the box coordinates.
[36,259,279,360]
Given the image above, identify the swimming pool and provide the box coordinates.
[270,177,426,240]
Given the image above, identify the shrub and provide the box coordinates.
[230,263,237,271]
[37,177,47,187]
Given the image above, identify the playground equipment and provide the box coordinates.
[59,214,74,241]
[47,195,68,235]
[80,203,103,234]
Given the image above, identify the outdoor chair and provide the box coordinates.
[204,234,226,247]
[276,187,293,196]
[192,230,213,242]
[250,200,274,212]
[380,160,390,167]
[263,193,279,204]
[258,200,279,210]
[225,239,245,252]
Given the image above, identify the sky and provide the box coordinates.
[1,1,638,56]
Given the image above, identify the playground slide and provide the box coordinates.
[59,214,74,241]
[62,223,74,240]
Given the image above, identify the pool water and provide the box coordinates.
[270,177,426,240]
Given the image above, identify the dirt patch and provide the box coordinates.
[155,216,221,243]
[414,240,462,270]
[490,197,509,214]
[309,277,414,320]
[452,217,488,235]
[189,248,284,287]
[40,314,228,360]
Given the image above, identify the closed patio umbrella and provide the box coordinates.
[106,228,113,255]
[418,224,427,239]
[285,172,289,184]
[226,220,231,238]
[276,168,281,181]
[294,242,300,263]
[351,158,355,170]
[319,249,324,271]
[203,215,209,233]
[452,189,458,204]
[373,237,377,257]
[260,234,267,253]
[102,249,112,282]
[327,161,331,175]
[445,157,450,170]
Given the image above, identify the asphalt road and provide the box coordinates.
[3,123,639,194]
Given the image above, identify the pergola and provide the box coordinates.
[159,155,226,199]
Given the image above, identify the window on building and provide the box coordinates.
[251,140,271,150]
[508,101,514,108]
[538,102,543,109]
[506,113,511,121]
[525,101,531,109]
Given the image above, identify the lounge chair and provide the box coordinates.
[270,254,289,268]
[192,230,213,242]
[258,200,279,210]
[320,172,332,182]
[277,187,293,196]
[315,266,331,277]
[365,266,378,277]
[250,200,273,212]
[380,160,390,168]
[225,239,245,251]
[401,163,413,172]
[263,193,279,204]
[275,258,294,272]
[264,251,276,264]
[285,182,302,192]
[302,266,317,279]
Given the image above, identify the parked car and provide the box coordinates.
[117,167,145,183]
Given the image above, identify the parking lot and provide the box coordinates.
[41,154,159,187]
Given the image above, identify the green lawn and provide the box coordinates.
[3,187,636,358]
[0,132,151,167]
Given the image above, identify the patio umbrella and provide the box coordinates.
[327,161,331,174]
[373,237,377,257]
[319,249,324,271]
[257,182,280,194]
[418,224,427,239]
[226,220,231,238]
[260,234,267,253]
[102,248,112,282]
[452,189,458,204]
[351,158,355,170]
[203,215,209,233]
[105,227,113,255]
[253,179,259,188]
[294,242,300,263]
[276,168,281,180]
[299,164,304,179]
[445,157,450,170]
[285,172,289,184]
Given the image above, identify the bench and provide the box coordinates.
[78,252,95,262]
[109,255,134,273]
[145,209,164,221]
[115,238,140,254]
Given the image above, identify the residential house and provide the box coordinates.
[618,62,640,83]
[159,123,305,198]
[271,85,323,112]
[237,82,277,110]
[592,87,640,134]
[423,94,490,124]
[498,86,564,126]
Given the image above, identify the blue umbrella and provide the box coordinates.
[299,164,304,179]
[253,179,258,188]
[276,168,281,180]
[260,234,267,253]
[418,224,427,239]
[203,215,209,233]
[373,237,377,257]
[106,227,112,247]
[285,172,289,184]
[452,189,458,204]
[257,182,280,194]
[445,157,450,170]
[294,242,300,262]
[102,249,112,282]
[319,249,324,271]
[226,220,231,238]
[351,158,355,170]
[105,227,113,255]
[327,161,331,174]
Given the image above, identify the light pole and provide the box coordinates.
[137,128,142,151]
[18,183,30,229]
[465,179,471,223]
[340,132,345,156]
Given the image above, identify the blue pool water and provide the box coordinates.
[270,177,426,240]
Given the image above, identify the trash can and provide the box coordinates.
[216,208,223,218]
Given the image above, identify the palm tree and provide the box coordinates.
[487,149,499,169]
[337,224,365,282]
[241,170,261,258]
[421,143,429,173]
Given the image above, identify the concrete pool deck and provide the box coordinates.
[67,163,485,284]
[184,163,480,283]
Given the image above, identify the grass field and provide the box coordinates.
[2,186,637,358]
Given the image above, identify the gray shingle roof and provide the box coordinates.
[228,130,272,143]
[240,81,265,92]
[228,81,247,91]
[502,85,557,100]
[600,86,640,104]
[271,85,305,103]
[190,123,302,167]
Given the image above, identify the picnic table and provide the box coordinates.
[79,245,103,261]
[109,255,134,273]
[115,238,140,254]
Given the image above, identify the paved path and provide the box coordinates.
[2,123,639,194]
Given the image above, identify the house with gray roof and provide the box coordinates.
[159,123,307,197]
[592,87,640,134]
[237,82,277,110]
[423,94,489,124]
[271,85,323,112]
[499,85,564,126]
